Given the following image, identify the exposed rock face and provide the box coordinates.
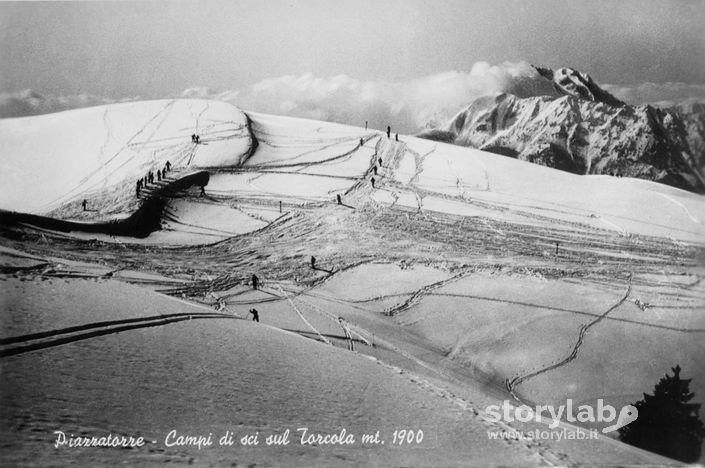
[670,99,705,176]
[420,67,705,193]
[534,66,626,108]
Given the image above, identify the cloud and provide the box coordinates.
[187,70,705,130]
[179,61,563,133]
[602,82,705,108]
[195,62,560,132]
[4,62,705,130]
[0,90,134,119]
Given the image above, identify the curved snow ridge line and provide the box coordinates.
[506,275,633,399]
[240,112,260,165]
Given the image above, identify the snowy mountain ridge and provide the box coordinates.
[533,65,626,107]
[420,66,705,193]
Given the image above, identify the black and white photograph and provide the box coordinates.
[1,1,704,466]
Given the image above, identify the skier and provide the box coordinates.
[395,133,398,142]
[157,170,161,182]
[370,177,375,188]
[360,137,364,147]
[252,274,259,290]
[311,256,316,269]
[336,194,342,205]
[166,160,172,171]
[191,134,196,143]
[82,199,87,211]
[136,180,141,197]
[373,165,377,175]
[249,308,259,322]
[365,120,368,130]
[378,157,383,166]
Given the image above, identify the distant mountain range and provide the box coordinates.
[420,66,705,193]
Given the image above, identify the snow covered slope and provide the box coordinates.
[0,99,252,213]
[1,99,704,244]
[1,102,703,465]
[374,134,705,244]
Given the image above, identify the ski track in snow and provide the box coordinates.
[42,100,177,211]
[599,217,627,235]
[657,192,700,224]
[505,276,633,400]
[1,104,703,466]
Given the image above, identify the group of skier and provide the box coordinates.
[370,125,398,190]
[136,160,172,197]
[132,133,201,196]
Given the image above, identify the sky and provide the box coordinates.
[1,0,704,127]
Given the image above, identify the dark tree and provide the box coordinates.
[619,365,705,463]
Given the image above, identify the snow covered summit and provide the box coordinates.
[420,66,705,194]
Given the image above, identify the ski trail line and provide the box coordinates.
[506,275,632,400]
[657,192,700,223]
[273,283,332,345]
[0,312,234,357]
